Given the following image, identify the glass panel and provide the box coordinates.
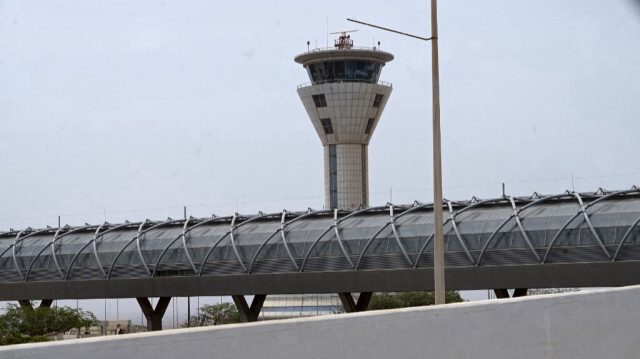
[307,61,383,84]
[345,61,356,80]
[356,61,368,80]
[334,61,345,80]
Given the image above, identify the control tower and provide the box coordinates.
[295,32,394,210]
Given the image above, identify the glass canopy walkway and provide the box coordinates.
[2,187,639,287]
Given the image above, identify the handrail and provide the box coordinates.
[297,80,393,89]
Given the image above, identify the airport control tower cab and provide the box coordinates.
[295,31,394,210]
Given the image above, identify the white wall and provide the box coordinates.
[2,286,639,359]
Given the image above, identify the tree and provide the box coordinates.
[368,291,464,310]
[0,303,98,345]
[182,302,241,327]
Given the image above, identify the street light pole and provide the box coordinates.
[429,0,445,306]
[347,0,445,305]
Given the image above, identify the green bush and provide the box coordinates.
[369,291,464,310]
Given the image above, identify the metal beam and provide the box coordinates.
[2,262,635,301]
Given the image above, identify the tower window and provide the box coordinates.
[364,118,375,134]
[312,94,327,107]
[329,145,338,209]
[361,145,367,207]
[373,94,384,108]
[320,118,334,134]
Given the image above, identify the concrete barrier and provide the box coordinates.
[2,286,639,359]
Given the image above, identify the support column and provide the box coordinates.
[137,297,171,331]
[494,289,528,299]
[18,299,53,310]
[232,294,266,322]
[338,292,372,313]
[513,288,528,297]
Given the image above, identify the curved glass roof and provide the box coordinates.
[1,187,639,283]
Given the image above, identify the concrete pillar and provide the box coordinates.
[231,295,266,322]
[137,297,171,331]
[338,292,372,313]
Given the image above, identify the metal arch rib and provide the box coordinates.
[82,222,139,280]
[151,234,187,277]
[27,225,94,281]
[108,219,180,279]
[389,205,417,267]
[476,197,541,266]
[12,228,52,281]
[280,209,333,227]
[509,196,541,263]
[135,219,184,276]
[332,209,355,269]
[299,225,335,272]
[62,240,95,280]
[181,215,236,275]
[135,220,154,276]
[47,227,69,280]
[248,229,282,273]
[356,204,414,269]
[446,201,474,265]
[355,221,392,270]
[336,205,387,225]
[278,211,301,271]
[26,242,58,282]
[50,225,98,280]
[228,214,248,272]
[106,235,142,279]
[575,193,611,260]
[90,222,113,278]
[0,245,14,264]
[413,198,501,268]
[225,211,277,273]
[198,231,232,276]
[89,222,110,278]
[542,192,617,263]
[0,244,15,276]
[180,217,198,274]
[414,219,451,268]
[248,210,302,273]
[180,215,237,235]
[613,213,640,260]
[573,192,612,260]
[447,197,506,217]
[12,229,32,280]
[330,206,392,270]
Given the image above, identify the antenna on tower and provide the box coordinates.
[330,30,358,49]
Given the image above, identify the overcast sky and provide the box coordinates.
[1,0,639,324]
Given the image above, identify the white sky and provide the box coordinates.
[1,0,639,325]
